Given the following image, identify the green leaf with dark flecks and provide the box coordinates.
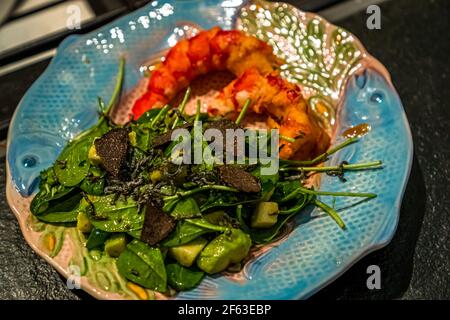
[162,218,223,247]
[117,240,166,292]
[32,189,82,223]
[170,197,201,219]
[54,120,109,187]
[166,263,204,291]
[85,194,143,232]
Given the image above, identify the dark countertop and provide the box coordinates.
[0,0,449,299]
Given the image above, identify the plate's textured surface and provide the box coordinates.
[6,0,412,300]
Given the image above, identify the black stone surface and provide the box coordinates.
[0,0,448,299]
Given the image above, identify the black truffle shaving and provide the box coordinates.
[217,165,261,193]
[140,204,176,246]
[94,128,129,178]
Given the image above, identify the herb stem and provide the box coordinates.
[280,186,376,203]
[150,104,170,128]
[280,160,383,173]
[105,57,125,115]
[163,185,239,202]
[172,87,191,129]
[195,99,201,123]
[297,186,377,198]
[281,137,359,166]
[235,98,251,126]
[186,219,229,232]
[236,205,250,232]
[314,199,346,230]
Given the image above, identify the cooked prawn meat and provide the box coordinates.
[132,27,330,160]
[132,26,281,118]
[209,68,330,160]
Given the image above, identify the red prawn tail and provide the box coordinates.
[131,91,167,119]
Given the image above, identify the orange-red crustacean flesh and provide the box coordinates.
[209,68,330,160]
[132,27,330,160]
[132,26,281,118]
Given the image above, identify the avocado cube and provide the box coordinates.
[77,211,93,233]
[251,202,279,229]
[88,143,102,165]
[105,234,127,257]
[169,237,208,267]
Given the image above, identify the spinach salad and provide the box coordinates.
[30,59,382,293]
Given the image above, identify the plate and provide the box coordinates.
[6,0,413,300]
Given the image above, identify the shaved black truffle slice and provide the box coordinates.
[140,205,176,246]
[217,165,261,193]
[152,122,192,148]
[94,128,129,178]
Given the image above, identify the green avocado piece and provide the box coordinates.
[169,237,208,267]
[251,202,278,229]
[197,229,252,274]
[105,233,128,257]
[77,211,93,233]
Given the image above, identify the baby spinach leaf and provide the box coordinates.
[136,108,162,124]
[162,221,210,247]
[130,124,156,152]
[80,166,105,196]
[170,197,201,219]
[31,167,75,215]
[117,240,166,292]
[166,263,204,291]
[54,138,90,187]
[32,189,82,223]
[54,121,109,187]
[127,229,142,239]
[162,218,227,247]
[86,194,144,232]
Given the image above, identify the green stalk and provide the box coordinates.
[281,137,359,166]
[186,219,229,233]
[171,87,191,129]
[236,205,250,232]
[298,186,376,198]
[281,186,376,203]
[163,185,239,202]
[194,99,201,123]
[314,199,346,230]
[150,104,170,128]
[280,160,383,173]
[105,57,125,115]
[235,98,251,126]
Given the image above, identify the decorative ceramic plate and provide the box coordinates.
[6,0,412,300]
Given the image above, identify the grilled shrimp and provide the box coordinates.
[208,68,330,160]
[132,27,281,118]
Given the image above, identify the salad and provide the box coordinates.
[29,56,382,294]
